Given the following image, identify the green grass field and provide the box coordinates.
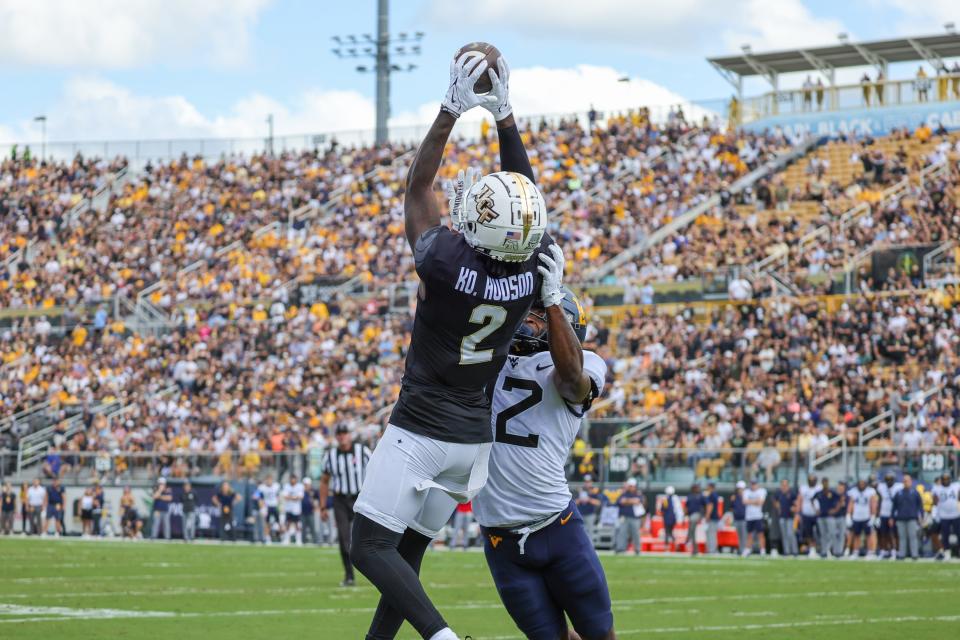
[1,538,959,639]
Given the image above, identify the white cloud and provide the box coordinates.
[878,1,959,36]
[425,0,845,56]
[0,0,271,68]
[0,64,702,147]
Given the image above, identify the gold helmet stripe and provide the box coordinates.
[509,172,534,243]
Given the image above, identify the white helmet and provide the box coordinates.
[453,171,547,262]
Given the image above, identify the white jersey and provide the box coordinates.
[877,482,903,518]
[744,487,767,521]
[933,482,960,520]
[473,350,607,528]
[848,486,876,522]
[282,482,304,515]
[799,485,818,517]
[27,486,46,507]
[258,482,280,508]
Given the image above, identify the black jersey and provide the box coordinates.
[390,225,552,443]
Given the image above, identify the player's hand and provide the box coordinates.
[441,52,493,118]
[537,243,565,307]
[482,57,512,121]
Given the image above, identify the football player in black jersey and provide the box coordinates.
[351,50,565,640]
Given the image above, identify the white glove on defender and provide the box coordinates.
[441,52,493,118]
[537,244,565,308]
[482,57,513,122]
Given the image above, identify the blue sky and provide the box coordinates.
[0,0,956,143]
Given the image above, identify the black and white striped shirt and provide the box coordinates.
[323,443,372,496]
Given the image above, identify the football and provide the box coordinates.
[454,41,501,94]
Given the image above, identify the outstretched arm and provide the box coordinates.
[496,117,534,182]
[484,57,535,182]
[405,51,490,249]
[404,111,456,248]
[539,244,590,404]
[546,302,590,404]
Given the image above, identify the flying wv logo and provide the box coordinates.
[474,185,499,224]
[489,535,503,549]
[508,356,520,369]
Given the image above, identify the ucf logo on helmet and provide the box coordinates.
[474,185,500,224]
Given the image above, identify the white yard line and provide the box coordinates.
[0,587,954,625]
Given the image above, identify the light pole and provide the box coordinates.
[266,113,274,156]
[332,0,423,145]
[34,115,47,161]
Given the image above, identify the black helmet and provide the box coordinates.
[511,288,587,355]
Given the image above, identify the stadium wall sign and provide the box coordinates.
[743,101,960,137]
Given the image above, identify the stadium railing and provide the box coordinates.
[740,73,960,123]
[17,446,958,490]
[0,101,730,165]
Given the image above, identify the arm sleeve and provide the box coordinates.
[497,123,534,182]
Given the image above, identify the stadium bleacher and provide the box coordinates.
[2,117,958,474]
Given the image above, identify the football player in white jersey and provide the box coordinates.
[257,474,281,543]
[846,478,877,557]
[795,474,820,557]
[281,475,305,545]
[932,473,960,560]
[472,287,614,640]
[876,472,903,559]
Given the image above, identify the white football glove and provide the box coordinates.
[482,57,513,122]
[845,514,853,528]
[444,166,481,229]
[441,52,494,119]
[537,244,565,308]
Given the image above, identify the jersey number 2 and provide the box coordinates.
[495,377,542,448]
[460,304,507,365]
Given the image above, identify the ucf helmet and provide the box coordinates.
[455,171,547,263]
[512,288,588,355]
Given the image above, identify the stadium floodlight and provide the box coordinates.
[741,44,752,54]
[946,22,956,34]
[837,33,849,43]
[330,0,424,145]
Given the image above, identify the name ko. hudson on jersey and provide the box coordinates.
[454,266,534,301]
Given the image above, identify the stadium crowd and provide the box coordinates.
[2,109,797,315]
[596,289,960,479]
[606,127,959,291]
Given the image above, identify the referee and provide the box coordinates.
[320,424,371,586]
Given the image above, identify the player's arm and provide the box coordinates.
[481,57,533,181]
[545,303,591,404]
[404,112,455,248]
[319,473,330,515]
[537,244,591,403]
[870,494,878,517]
[405,52,490,248]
